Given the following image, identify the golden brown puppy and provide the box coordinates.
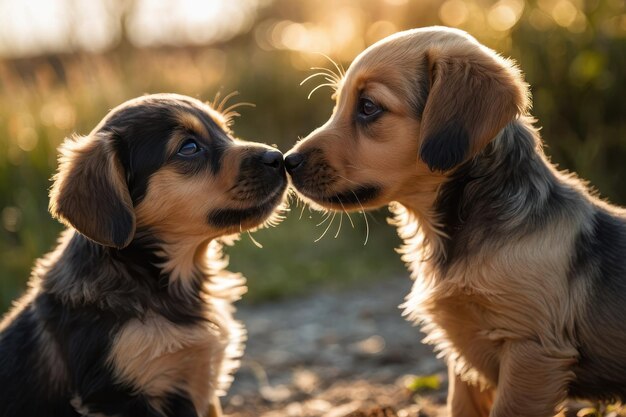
[0,93,287,417]
[286,27,626,417]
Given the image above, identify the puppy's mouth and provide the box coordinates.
[286,149,381,211]
[296,183,381,211]
[207,178,287,229]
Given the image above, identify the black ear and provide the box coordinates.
[418,45,529,172]
[49,132,135,248]
[419,119,470,172]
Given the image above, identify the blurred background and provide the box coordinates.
[0,0,624,312]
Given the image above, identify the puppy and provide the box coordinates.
[286,27,626,417]
[0,93,287,417]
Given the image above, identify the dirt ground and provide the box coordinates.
[223,276,448,417]
[221,276,621,417]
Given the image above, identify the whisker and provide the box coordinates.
[210,89,223,109]
[222,102,256,115]
[337,198,356,229]
[309,67,341,84]
[299,202,307,220]
[316,211,333,227]
[222,112,240,125]
[306,71,340,93]
[318,53,345,79]
[300,71,334,86]
[336,174,359,186]
[315,211,336,243]
[217,91,240,113]
[334,212,343,239]
[345,210,356,229]
[239,223,263,249]
[361,209,370,246]
[287,188,299,204]
[347,188,370,246]
[247,230,264,249]
[335,175,368,238]
[322,76,339,86]
[308,83,337,99]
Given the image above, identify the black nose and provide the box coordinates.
[262,150,284,170]
[285,153,304,172]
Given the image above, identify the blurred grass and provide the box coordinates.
[228,207,404,304]
[0,0,625,313]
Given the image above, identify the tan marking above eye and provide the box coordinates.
[175,110,209,138]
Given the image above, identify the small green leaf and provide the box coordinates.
[405,374,441,392]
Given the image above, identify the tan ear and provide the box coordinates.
[49,133,136,248]
[418,45,529,172]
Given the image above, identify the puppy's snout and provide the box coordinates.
[285,153,304,173]
[262,150,284,171]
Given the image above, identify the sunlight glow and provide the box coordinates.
[439,0,470,27]
[0,0,71,56]
[552,0,579,27]
[487,0,524,31]
[0,0,264,57]
[128,0,259,47]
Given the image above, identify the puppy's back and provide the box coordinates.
[569,207,626,400]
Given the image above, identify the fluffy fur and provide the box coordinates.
[286,27,626,416]
[0,93,287,417]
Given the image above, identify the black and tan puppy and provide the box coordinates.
[286,27,626,417]
[0,93,287,417]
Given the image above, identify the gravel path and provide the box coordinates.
[223,276,448,417]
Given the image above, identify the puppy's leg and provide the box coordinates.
[490,340,576,417]
[206,396,222,417]
[447,363,494,417]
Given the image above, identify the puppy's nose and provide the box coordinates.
[285,153,304,173]
[262,150,284,170]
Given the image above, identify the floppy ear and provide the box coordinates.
[418,45,529,172]
[49,132,136,248]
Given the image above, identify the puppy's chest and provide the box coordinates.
[417,264,555,384]
[108,310,228,413]
[426,292,507,383]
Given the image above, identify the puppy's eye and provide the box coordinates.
[357,98,382,119]
[177,139,201,156]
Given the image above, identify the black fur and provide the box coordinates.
[433,120,582,268]
[569,209,626,400]
[0,231,208,416]
[0,307,76,416]
[207,150,287,228]
[110,205,136,249]
[419,120,470,172]
[108,98,230,204]
[207,191,285,228]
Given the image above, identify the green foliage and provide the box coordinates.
[404,374,441,392]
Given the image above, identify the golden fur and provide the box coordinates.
[286,27,626,416]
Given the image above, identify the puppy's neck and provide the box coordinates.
[394,117,555,267]
[154,235,213,297]
[40,229,227,313]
